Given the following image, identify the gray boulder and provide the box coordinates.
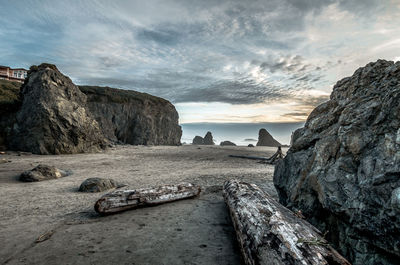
[20,164,66,182]
[256,129,281,147]
[220,141,236,146]
[192,136,204,145]
[274,60,400,265]
[78,177,120,192]
[9,64,108,154]
[203,131,215,145]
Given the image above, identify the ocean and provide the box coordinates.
[180,122,304,146]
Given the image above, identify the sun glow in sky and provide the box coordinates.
[1,0,399,123]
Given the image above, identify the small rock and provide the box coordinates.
[220,141,236,146]
[78,177,120,192]
[20,164,66,182]
[248,144,255,147]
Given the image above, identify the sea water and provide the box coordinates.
[181,122,304,146]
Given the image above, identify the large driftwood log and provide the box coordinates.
[223,180,350,265]
[229,155,270,160]
[95,182,201,214]
[229,147,284,164]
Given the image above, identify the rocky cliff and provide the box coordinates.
[274,60,400,265]
[9,64,108,154]
[0,64,182,153]
[80,86,181,146]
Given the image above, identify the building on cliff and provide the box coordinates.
[0,66,28,83]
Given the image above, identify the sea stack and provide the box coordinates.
[274,60,400,265]
[9,64,108,154]
[256,128,281,147]
[203,131,215,145]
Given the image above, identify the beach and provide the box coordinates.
[0,145,285,265]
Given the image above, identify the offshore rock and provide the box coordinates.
[274,60,400,265]
[192,136,204,145]
[256,128,281,147]
[203,131,215,145]
[220,141,236,146]
[9,64,107,154]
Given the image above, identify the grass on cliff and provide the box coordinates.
[79,85,169,105]
[0,79,21,114]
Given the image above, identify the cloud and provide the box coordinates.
[0,0,399,123]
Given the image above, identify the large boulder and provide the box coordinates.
[203,131,215,145]
[20,164,66,182]
[79,86,182,145]
[9,64,108,154]
[256,128,281,147]
[78,178,120,192]
[273,60,400,265]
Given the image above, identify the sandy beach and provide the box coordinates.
[0,145,285,265]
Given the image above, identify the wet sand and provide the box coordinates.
[0,145,285,265]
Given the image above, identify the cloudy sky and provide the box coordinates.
[1,0,399,123]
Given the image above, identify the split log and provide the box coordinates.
[95,182,201,214]
[223,180,350,265]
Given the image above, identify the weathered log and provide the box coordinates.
[223,180,350,265]
[95,182,201,214]
[229,155,270,160]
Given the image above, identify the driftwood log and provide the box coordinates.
[229,155,270,160]
[229,147,284,164]
[95,182,201,214]
[223,180,350,265]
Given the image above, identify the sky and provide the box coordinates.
[1,0,400,124]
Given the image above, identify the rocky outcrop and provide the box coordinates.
[256,128,281,147]
[273,60,400,265]
[9,64,108,154]
[220,141,236,146]
[0,80,21,151]
[20,164,67,182]
[192,136,204,145]
[0,64,182,153]
[80,86,182,145]
[203,132,215,145]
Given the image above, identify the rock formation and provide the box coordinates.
[192,132,215,145]
[247,144,254,147]
[80,86,182,145]
[192,136,204,145]
[20,164,67,182]
[9,64,108,154]
[0,64,182,153]
[220,141,236,146]
[203,131,215,145]
[79,178,121,192]
[274,60,400,265]
[256,128,281,147]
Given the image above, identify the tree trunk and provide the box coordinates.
[223,180,350,265]
[95,182,201,214]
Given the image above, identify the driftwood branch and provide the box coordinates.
[223,179,350,265]
[95,182,201,214]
